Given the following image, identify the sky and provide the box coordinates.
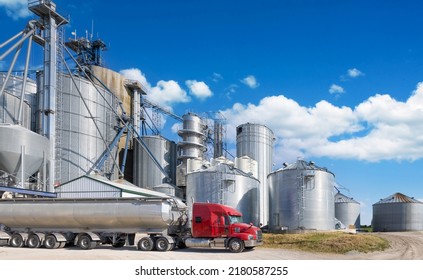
[1,0,423,225]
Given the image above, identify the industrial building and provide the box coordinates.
[0,1,364,231]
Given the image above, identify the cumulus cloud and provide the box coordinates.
[0,0,30,20]
[241,75,259,89]
[120,68,190,107]
[329,84,345,95]
[221,82,423,163]
[185,80,213,100]
[348,68,365,78]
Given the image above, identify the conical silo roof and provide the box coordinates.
[335,192,359,204]
[374,192,422,205]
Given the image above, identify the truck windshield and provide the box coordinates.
[229,215,243,224]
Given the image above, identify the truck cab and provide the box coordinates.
[188,202,263,253]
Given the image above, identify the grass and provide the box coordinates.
[262,232,390,254]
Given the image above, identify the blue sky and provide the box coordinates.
[2,0,423,225]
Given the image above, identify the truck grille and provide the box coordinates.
[257,229,263,241]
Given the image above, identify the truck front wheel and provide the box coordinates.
[228,238,245,253]
[137,237,154,251]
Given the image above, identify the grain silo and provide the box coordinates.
[372,192,423,232]
[236,123,274,226]
[36,72,119,184]
[186,162,260,226]
[335,192,361,229]
[268,159,336,232]
[133,135,177,189]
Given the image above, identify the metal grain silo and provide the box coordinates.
[133,135,177,189]
[335,192,361,229]
[268,159,336,232]
[36,72,118,184]
[372,193,423,232]
[0,73,36,129]
[236,123,274,226]
[186,163,260,226]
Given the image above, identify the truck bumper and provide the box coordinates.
[244,239,263,247]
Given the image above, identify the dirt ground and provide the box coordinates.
[1,231,423,260]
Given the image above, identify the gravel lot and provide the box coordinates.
[1,231,423,260]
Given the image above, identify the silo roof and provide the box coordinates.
[335,192,359,204]
[281,159,335,176]
[374,192,423,205]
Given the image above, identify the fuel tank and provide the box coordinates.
[0,198,177,233]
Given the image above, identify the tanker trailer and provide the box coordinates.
[0,197,182,250]
[0,198,262,253]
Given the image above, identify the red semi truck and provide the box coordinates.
[0,198,263,253]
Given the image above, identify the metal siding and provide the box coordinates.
[186,165,260,226]
[269,163,336,231]
[373,202,423,231]
[39,73,118,184]
[133,135,177,188]
[56,177,121,198]
[236,123,274,225]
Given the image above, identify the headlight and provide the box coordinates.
[248,234,254,240]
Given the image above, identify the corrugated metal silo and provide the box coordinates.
[268,159,336,231]
[335,192,361,229]
[36,72,118,184]
[0,73,36,129]
[236,123,274,226]
[372,192,423,231]
[133,135,177,189]
[186,163,260,226]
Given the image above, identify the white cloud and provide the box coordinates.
[185,80,213,100]
[241,75,259,89]
[120,68,190,107]
[221,82,423,163]
[0,0,30,20]
[348,68,365,78]
[329,84,345,95]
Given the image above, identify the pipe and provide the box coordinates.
[0,29,34,61]
[0,31,23,48]
[0,43,23,99]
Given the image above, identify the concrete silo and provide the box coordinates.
[268,159,336,232]
[373,192,423,232]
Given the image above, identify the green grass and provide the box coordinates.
[262,232,389,254]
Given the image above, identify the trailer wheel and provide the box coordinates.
[228,238,245,253]
[155,237,169,252]
[44,235,60,249]
[9,233,24,248]
[137,237,154,251]
[78,235,92,250]
[27,234,41,248]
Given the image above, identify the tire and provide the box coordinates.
[9,233,24,248]
[44,235,60,249]
[155,237,169,252]
[228,238,245,253]
[78,235,92,250]
[137,237,154,251]
[27,234,41,248]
